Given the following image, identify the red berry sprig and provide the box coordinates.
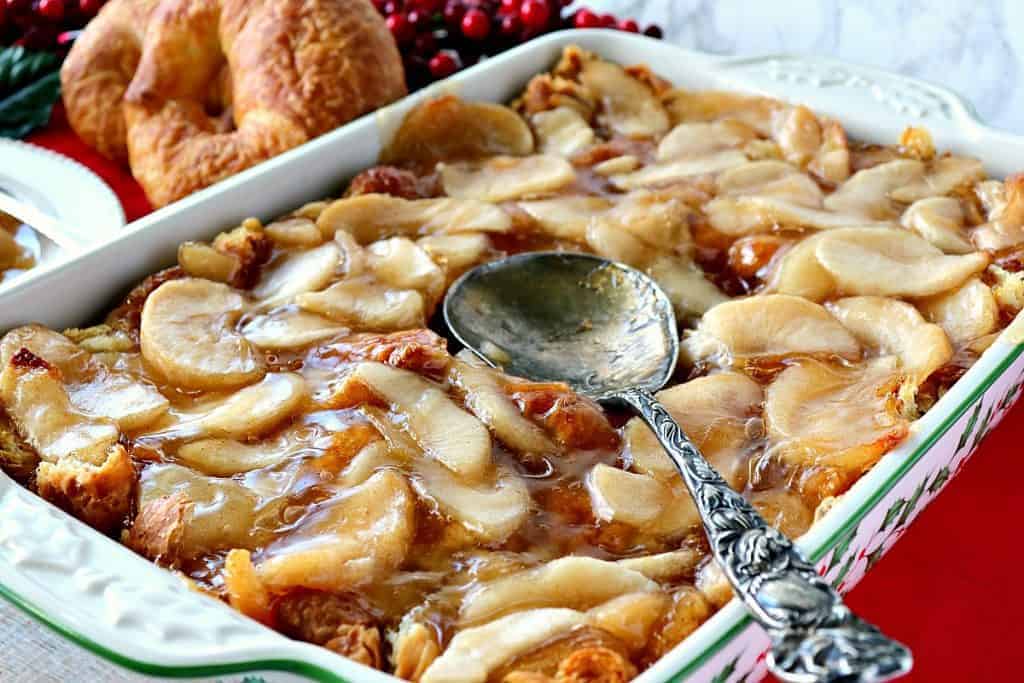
[2,0,110,50]
[374,0,663,91]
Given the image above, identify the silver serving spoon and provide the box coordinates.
[444,252,912,683]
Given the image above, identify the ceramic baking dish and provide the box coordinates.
[1,30,1023,683]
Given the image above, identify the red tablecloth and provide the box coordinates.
[25,113,1023,683]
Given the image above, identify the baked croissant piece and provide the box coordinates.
[61,0,406,208]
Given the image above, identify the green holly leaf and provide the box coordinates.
[0,46,62,139]
[895,478,928,529]
[827,526,857,573]
[710,657,739,683]
[830,553,856,590]
[928,466,950,494]
[971,403,995,451]
[865,543,887,570]
[879,499,906,532]
[956,401,982,453]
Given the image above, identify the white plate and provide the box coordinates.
[0,139,125,262]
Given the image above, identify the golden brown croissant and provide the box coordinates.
[61,0,406,208]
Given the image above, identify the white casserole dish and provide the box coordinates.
[0,30,1023,683]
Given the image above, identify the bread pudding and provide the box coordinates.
[2,46,1023,681]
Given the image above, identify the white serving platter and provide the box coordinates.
[0,30,1022,683]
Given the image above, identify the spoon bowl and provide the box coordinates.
[444,252,677,400]
[444,252,912,683]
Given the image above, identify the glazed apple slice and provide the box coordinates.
[440,155,576,202]
[656,121,756,162]
[577,56,670,137]
[251,242,340,309]
[683,294,861,364]
[530,106,596,157]
[900,196,974,254]
[917,277,999,347]
[257,470,415,592]
[459,556,657,625]
[140,278,265,391]
[348,362,491,479]
[317,194,512,243]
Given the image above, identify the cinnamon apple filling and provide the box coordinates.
[2,46,1021,681]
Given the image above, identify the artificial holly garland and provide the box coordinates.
[0,0,658,139]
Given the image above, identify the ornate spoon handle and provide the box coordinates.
[617,387,912,683]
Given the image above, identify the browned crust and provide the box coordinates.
[36,443,135,534]
[124,492,189,562]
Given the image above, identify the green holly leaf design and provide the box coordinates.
[895,478,928,529]
[710,656,739,683]
[830,553,856,590]
[956,400,983,453]
[827,526,858,573]
[865,543,887,571]
[971,403,996,451]
[879,499,906,533]
[0,46,62,139]
[928,466,950,494]
[999,382,1020,411]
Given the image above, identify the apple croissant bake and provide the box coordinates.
[2,46,1023,681]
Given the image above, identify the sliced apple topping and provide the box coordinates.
[765,357,908,472]
[198,373,307,439]
[519,195,614,242]
[716,160,824,208]
[146,373,307,443]
[348,362,491,479]
[663,89,778,136]
[656,121,757,162]
[296,278,426,331]
[263,217,324,247]
[241,309,348,350]
[440,155,576,202]
[258,470,415,591]
[683,295,860,364]
[363,405,527,542]
[592,154,641,176]
[889,155,985,203]
[67,371,170,432]
[447,357,555,455]
[140,278,265,391]
[421,608,590,683]
[814,227,989,298]
[772,105,822,167]
[577,56,669,138]
[175,437,301,477]
[598,191,693,252]
[0,325,168,431]
[972,175,1024,251]
[587,464,697,537]
[900,196,974,254]
[317,194,512,243]
[251,242,340,309]
[617,548,703,582]
[417,232,492,276]
[624,372,762,483]
[133,462,273,558]
[824,159,925,219]
[704,195,890,236]
[764,232,835,301]
[808,119,851,183]
[827,297,952,384]
[381,96,534,165]
[177,241,239,284]
[917,277,999,347]
[610,150,748,191]
[531,106,596,157]
[585,218,725,318]
[366,237,446,307]
[459,556,657,626]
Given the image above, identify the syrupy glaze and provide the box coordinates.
[1,45,1022,683]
